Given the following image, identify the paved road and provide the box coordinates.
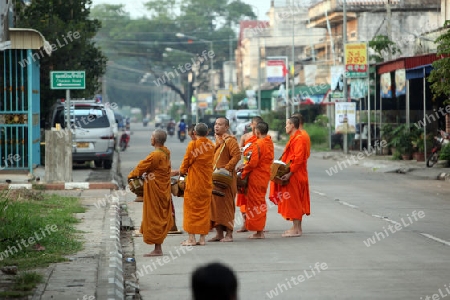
[121,123,450,300]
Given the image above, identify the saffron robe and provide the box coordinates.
[128,147,173,245]
[269,130,310,220]
[210,135,241,231]
[241,135,274,231]
[299,129,311,215]
[180,137,215,235]
[236,134,258,213]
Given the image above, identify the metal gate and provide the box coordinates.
[0,49,40,172]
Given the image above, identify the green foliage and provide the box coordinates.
[439,143,450,160]
[391,150,402,160]
[0,193,85,269]
[263,109,286,134]
[304,123,327,145]
[390,124,414,154]
[314,114,328,127]
[13,272,43,291]
[368,35,402,63]
[15,0,107,118]
[381,123,394,143]
[428,20,450,105]
[91,1,256,113]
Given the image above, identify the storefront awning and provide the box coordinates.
[405,64,433,80]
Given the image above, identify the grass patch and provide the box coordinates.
[0,271,43,298]
[0,190,86,270]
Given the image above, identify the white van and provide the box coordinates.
[50,99,116,169]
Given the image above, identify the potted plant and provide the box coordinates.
[390,124,413,160]
[439,143,450,167]
[411,132,428,162]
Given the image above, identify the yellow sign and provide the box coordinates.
[344,43,368,78]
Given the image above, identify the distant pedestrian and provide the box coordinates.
[191,262,238,300]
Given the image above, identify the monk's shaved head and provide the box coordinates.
[288,117,300,129]
[153,129,167,145]
[194,123,208,137]
[291,113,304,125]
[252,116,263,124]
[217,117,230,127]
[256,122,269,135]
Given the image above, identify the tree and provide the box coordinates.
[428,21,450,105]
[368,35,401,63]
[15,0,107,117]
[89,1,256,114]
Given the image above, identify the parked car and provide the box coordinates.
[48,99,115,169]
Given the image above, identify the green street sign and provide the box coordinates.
[50,71,85,89]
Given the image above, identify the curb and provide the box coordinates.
[107,197,124,300]
[0,182,119,190]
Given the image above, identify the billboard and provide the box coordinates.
[266,60,287,83]
[344,43,368,78]
[335,102,356,134]
[380,72,392,98]
[395,69,406,96]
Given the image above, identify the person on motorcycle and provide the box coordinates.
[120,128,130,150]
[167,119,176,136]
[178,119,187,139]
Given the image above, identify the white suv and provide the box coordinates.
[50,100,116,169]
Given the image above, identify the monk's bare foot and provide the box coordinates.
[236,227,248,233]
[207,236,223,242]
[180,240,196,246]
[248,233,265,239]
[220,236,233,242]
[196,241,206,246]
[144,250,163,257]
[282,230,302,237]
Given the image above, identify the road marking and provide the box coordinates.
[420,233,450,247]
[8,183,32,189]
[371,214,401,226]
[339,201,358,209]
[312,191,326,196]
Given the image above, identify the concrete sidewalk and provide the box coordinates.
[313,150,450,181]
[28,189,124,300]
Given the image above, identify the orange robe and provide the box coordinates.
[128,147,173,245]
[241,135,274,231]
[236,134,258,213]
[210,135,241,231]
[179,137,215,235]
[299,129,311,215]
[269,130,309,220]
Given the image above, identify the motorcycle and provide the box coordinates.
[426,130,449,167]
[167,123,175,137]
[179,130,186,142]
[119,131,130,151]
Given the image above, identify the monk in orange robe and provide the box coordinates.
[209,117,241,242]
[292,113,311,222]
[236,116,264,232]
[128,129,173,256]
[238,122,274,239]
[269,117,309,237]
[172,123,214,246]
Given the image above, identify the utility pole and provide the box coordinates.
[291,11,295,115]
[343,0,348,154]
[229,35,233,110]
[386,0,392,60]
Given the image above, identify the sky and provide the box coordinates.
[90,0,272,20]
